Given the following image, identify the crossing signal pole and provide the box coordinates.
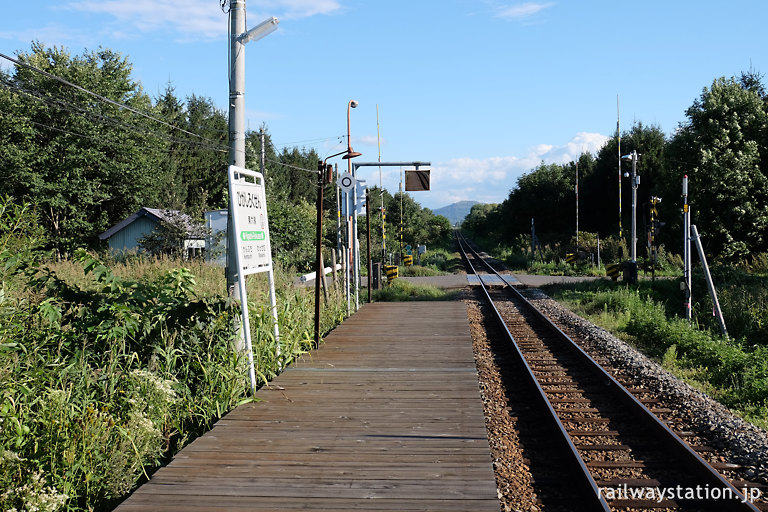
[649,196,661,281]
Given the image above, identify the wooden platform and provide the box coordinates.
[115,302,499,511]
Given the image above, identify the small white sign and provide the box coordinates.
[229,166,272,275]
[337,171,356,192]
[228,165,276,395]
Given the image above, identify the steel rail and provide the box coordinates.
[455,230,611,510]
[456,230,760,511]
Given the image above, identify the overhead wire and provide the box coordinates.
[0,78,228,153]
[0,51,348,182]
[0,51,224,148]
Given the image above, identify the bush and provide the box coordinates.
[1,200,348,511]
[546,281,768,427]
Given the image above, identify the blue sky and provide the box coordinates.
[2,1,766,210]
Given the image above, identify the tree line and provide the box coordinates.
[0,43,448,269]
[463,70,768,263]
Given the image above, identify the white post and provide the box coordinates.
[690,225,727,338]
[352,177,359,311]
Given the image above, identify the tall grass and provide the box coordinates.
[545,278,768,429]
[0,198,347,511]
[373,279,459,301]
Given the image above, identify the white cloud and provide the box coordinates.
[496,2,555,20]
[249,0,342,20]
[426,132,609,207]
[0,24,94,48]
[65,0,222,40]
[63,0,342,42]
[353,135,382,147]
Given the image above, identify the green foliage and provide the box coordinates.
[464,72,768,264]
[373,279,458,301]
[266,197,318,272]
[665,77,768,261]
[0,200,347,511]
[0,44,165,257]
[545,278,768,426]
[0,44,230,256]
[362,186,453,265]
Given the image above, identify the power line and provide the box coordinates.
[0,51,223,148]
[0,107,169,156]
[0,78,228,153]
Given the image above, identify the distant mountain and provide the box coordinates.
[432,201,480,225]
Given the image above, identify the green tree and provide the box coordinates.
[494,161,573,245]
[666,76,768,260]
[461,203,499,240]
[0,43,165,257]
[587,123,667,240]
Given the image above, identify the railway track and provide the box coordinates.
[457,231,764,511]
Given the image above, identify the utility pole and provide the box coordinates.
[617,95,622,240]
[225,0,248,319]
[575,160,579,250]
[313,161,326,347]
[260,128,265,174]
[366,187,372,303]
[225,4,278,351]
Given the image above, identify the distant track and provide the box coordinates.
[456,230,762,511]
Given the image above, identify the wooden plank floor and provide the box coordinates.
[115,302,499,511]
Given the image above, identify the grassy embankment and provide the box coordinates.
[0,199,347,511]
[542,268,768,430]
[372,248,464,301]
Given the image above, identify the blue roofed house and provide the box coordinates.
[98,207,207,258]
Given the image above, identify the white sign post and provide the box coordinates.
[228,165,279,394]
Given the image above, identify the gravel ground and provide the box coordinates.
[520,287,768,484]
[465,287,768,511]
[466,296,538,512]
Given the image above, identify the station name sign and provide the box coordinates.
[228,166,272,275]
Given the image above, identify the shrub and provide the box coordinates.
[1,208,346,511]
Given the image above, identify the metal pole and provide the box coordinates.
[260,126,281,356]
[345,191,350,316]
[260,128,265,174]
[575,160,579,249]
[313,163,324,347]
[618,95,622,239]
[399,170,403,257]
[630,150,639,262]
[366,188,372,303]
[377,104,385,261]
[226,0,247,350]
[684,178,690,299]
[597,233,601,267]
[335,163,341,258]
[353,181,359,311]
[690,225,728,338]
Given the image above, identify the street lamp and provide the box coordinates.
[314,148,354,347]
[342,100,361,310]
[343,100,362,165]
[226,6,279,353]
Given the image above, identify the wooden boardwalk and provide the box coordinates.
[115,302,499,511]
